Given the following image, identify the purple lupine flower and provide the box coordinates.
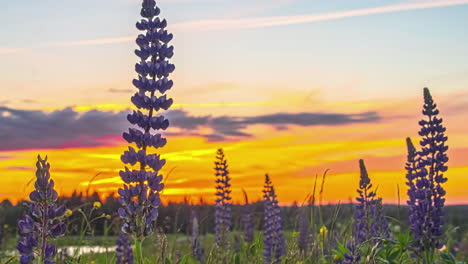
[214,148,232,248]
[342,242,361,264]
[372,198,390,240]
[17,155,67,264]
[118,0,174,240]
[190,210,204,262]
[405,137,419,234]
[263,174,286,264]
[353,159,378,244]
[116,231,133,264]
[241,189,254,243]
[297,207,310,254]
[406,88,448,255]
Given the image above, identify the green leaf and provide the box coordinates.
[179,255,189,264]
[440,252,457,264]
[331,249,344,260]
[234,253,241,264]
[249,242,258,256]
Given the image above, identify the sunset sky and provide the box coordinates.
[1,0,468,205]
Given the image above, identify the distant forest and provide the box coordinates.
[1,192,467,238]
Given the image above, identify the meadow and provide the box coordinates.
[1,193,468,263]
[1,0,468,263]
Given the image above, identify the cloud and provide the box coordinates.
[158,0,224,2]
[210,116,252,137]
[243,112,379,126]
[21,0,467,48]
[107,88,134,93]
[0,106,380,150]
[169,109,210,130]
[51,36,134,47]
[168,109,380,140]
[21,99,39,104]
[0,106,128,151]
[5,166,34,171]
[0,155,12,160]
[173,0,468,30]
[204,111,380,140]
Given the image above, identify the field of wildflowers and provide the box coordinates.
[0,0,467,263]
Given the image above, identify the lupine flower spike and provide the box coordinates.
[118,0,174,244]
[372,198,390,239]
[342,242,361,264]
[214,148,232,249]
[241,189,254,243]
[263,174,286,264]
[350,158,389,262]
[17,155,67,264]
[116,231,134,264]
[406,88,448,258]
[353,159,379,245]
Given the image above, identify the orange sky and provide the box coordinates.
[1,92,467,205]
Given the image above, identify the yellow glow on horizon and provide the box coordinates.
[1,128,467,205]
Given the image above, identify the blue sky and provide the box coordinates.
[1,0,468,108]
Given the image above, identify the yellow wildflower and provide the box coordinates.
[3,224,9,229]
[292,232,299,238]
[106,214,111,220]
[64,209,73,217]
[319,225,328,237]
[93,201,102,209]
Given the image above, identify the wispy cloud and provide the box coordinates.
[107,88,134,94]
[159,0,224,2]
[173,0,468,30]
[51,36,133,47]
[5,166,34,171]
[37,0,468,47]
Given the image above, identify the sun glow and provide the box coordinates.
[1,124,467,205]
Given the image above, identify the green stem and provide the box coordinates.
[135,238,144,264]
[423,249,433,264]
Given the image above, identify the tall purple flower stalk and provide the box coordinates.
[343,242,361,264]
[406,88,448,257]
[263,174,285,264]
[372,198,390,239]
[353,159,388,247]
[116,231,133,264]
[406,137,419,230]
[17,155,66,264]
[241,189,254,243]
[214,148,232,248]
[118,0,174,242]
